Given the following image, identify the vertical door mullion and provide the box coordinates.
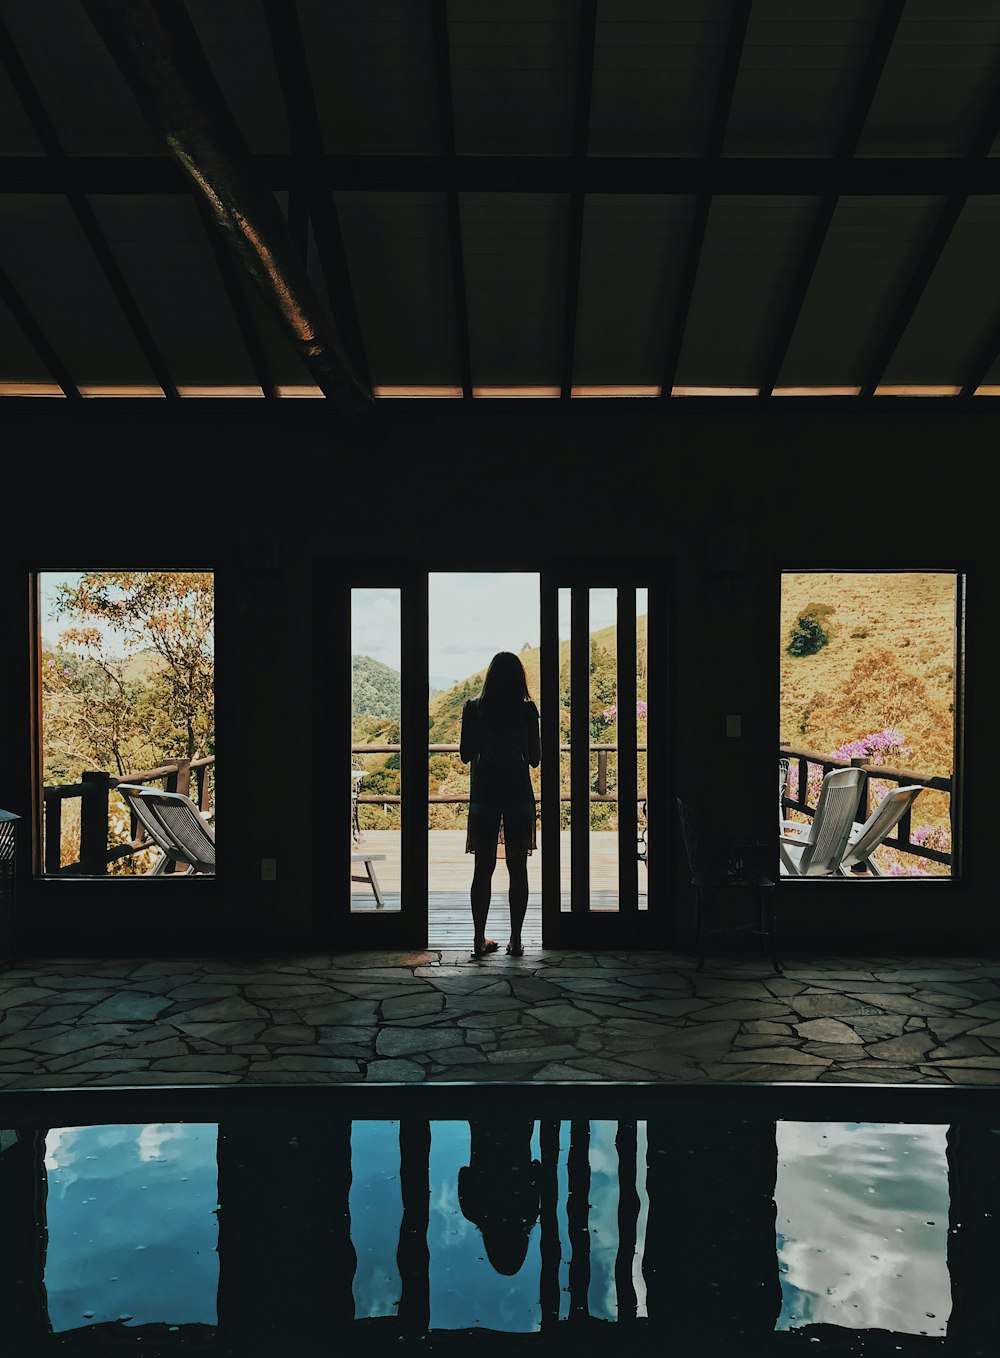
[400,572,429,947]
[570,586,590,913]
[646,575,667,937]
[540,577,561,938]
[328,568,352,945]
[617,588,638,914]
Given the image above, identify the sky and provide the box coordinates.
[42,570,644,687]
[354,574,647,685]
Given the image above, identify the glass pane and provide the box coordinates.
[774,1122,951,1336]
[426,572,541,948]
[43,1124,219,1332]
[351,588,401,912]
[558,588,572,909]
[637,588,648,907]
[779,571,957,879]
[589,588,618,912]
[38,570,215,878]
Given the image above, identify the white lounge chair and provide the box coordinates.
[779,766,865,876]
[838,784,923,876]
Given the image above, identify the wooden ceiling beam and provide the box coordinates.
[0,12,178,398]
[193,197,277,400]
[5,154,1000,197]
[959,319,1000,398]
[77,0,383,447]
[431,0,472,400]
[262,0,372,392]
[659,0,751,397]
[0,261,81,398]
[758,0,905,396]
[560,0,597,401]
[858,75,1000,398]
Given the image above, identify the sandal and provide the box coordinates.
[471,939,500,958]
[506,943,525,957]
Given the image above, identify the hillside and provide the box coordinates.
[427,617,647,743]
[352,654,401,718]
[779,572,955,776]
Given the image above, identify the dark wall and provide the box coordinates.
[0,397,993,956]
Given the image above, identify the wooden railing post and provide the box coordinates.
[80,770,112,875]
[596,748,607,795]
[165,759,191,796]
[850,756,872,821]
[44,795,63,874]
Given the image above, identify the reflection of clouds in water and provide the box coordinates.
[44,1126,78,1172]
[588,1122,620,1321]
[136,1124,184,1162]
[775,1122,951,1336]
[350,1122,402,1320]
[46,1125,138,1195]
[43,1124,218,1332]
[634,1121,648,1318]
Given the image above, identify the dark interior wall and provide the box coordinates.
[0,397,993,956]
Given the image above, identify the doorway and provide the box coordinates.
[317,557,669,951]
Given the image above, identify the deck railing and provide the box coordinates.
[43,756,215,875]
[779,742,952,870]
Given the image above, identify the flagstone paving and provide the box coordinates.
[0,951,998,1088]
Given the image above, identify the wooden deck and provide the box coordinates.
[351,829,648,949]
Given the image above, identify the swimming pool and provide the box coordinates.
[0,1082,995,1356]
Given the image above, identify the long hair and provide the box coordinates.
[477,651,532,725]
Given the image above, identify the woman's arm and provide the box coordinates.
[460,700,476,764]
[526,702,541,767]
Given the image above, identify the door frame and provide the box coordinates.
[314,555,674,951]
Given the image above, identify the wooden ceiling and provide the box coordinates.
[1,0,999,436]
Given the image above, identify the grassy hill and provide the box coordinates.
[427,617,647,743]
[779,572,955,777]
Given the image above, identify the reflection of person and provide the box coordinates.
[458,1120,541,1276]
[460,652,541,959]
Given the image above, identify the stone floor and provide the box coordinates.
[0,950,998,1089]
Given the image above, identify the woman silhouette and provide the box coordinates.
[460,651,540,958]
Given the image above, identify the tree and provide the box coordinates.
[49,571,215,771]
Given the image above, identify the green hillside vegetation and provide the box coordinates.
[352,653,401,718]
[355,620,648,834]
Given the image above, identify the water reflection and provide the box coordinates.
[775,1122,951,1337]
[43,1123,218,1333]
[350,1120,403,1319]
[0,1097,994,1355]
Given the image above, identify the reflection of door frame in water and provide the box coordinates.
[427,571,542,950]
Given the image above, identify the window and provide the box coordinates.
[779,571,960,879]
[37,570,215,878]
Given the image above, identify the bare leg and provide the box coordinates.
[506,851,529,953]
[471,849,498,953]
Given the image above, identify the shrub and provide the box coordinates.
[787,612,829,657]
